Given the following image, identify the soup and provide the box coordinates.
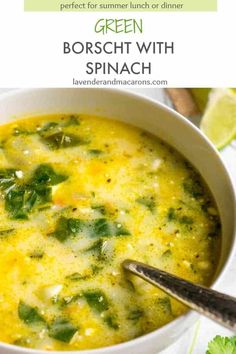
[0,114,221,351]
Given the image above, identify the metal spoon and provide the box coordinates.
[123,259,236,331]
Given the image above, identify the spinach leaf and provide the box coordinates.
[88,218,130,238]
[0,165,67,219]
[18,301,45,325]
[49,318,77,343]
[136,196,156,212]
[166,208,194,226]
[83,290,109,313]
[63,115,80,126]
[29,250,44,259]
[167,207,176,221]
[39,122,59,135]
[31,164,67,186]
[183,177,204,199]
[89,218,111,238]
[41,132,87,150]
[91,205,107,215]
[88,149,103,156]
[65,272,89,281]
[161,249,172,258]
[85,239,113,261]
[50,217,82,242]
[51,216,130,242]
[127,308,144,321]
[0,228,15,238]
[179,215,193,225]
[0,169,18,190]
[104,314,119,329]
[13,128,35,136]
[156,296,172,315]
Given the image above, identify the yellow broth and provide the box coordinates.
[0,114,221,350]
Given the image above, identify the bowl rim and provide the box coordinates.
[0,87,235,354]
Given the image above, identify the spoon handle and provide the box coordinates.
[123,259,236,332]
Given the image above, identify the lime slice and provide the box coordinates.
[200,88,236,149]
[190,88,211,112]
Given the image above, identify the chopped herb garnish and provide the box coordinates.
[206,335,236,354]
[18,301,45,325]
[83,290,109,313]
[49,318,77,343]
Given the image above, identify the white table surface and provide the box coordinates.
[0,88,235,354]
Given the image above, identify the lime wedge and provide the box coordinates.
[200,88,236,149]
[190,88,211,112]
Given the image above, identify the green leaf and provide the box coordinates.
[156,296,172,315]
[136,196,156,212]
[88,218,130,238]
[166,208,194,226]
[115,223,130,236]
[83,290,109,313]
[127,308,144,321]
[167,208,176,221]
[88,149,103,156]
[63,115,80,127]
[29,250,44,259]
[18,301,45,325]
[183,177,204,199]
[161,250,172,258]
[89,218,111,238]
[65,272,89,281]
[91,205,107,215]
[41,132,87,150]
[51,216,130,242]
[50,217,83,242]
[0,165,68,219]
[104,314,119,329]
[49,318,77,343]
[31,164,68,186]
[206,336,236,354]
[179,215,193,225]
[13,128,35,136]
[0,228,15,238]
[0,168,18,190]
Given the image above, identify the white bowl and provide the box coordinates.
[0,88,235,354]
